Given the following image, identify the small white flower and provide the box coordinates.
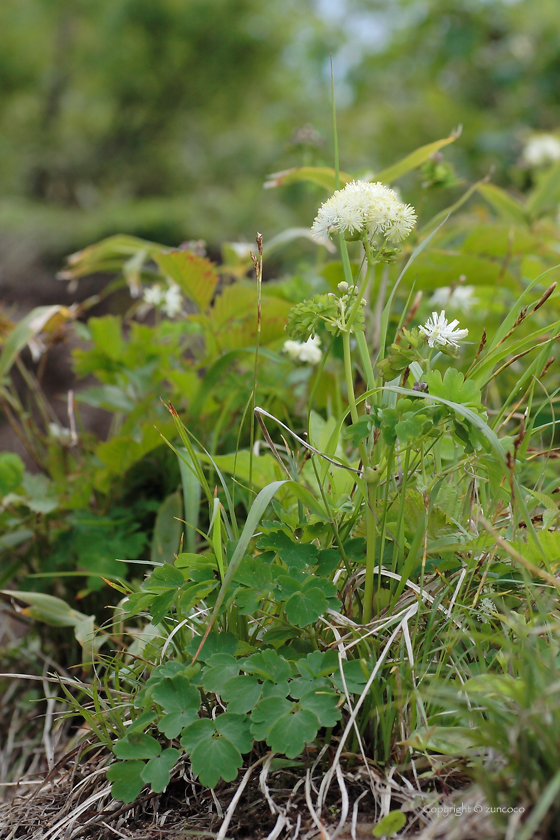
[143,284,163,306]
[48,422,73,445]
[383,202,417,242]
[162,284,182,317]
[283,335,322,365]
[228,242,253,258]
[311,180,416,244]
[430,285,476,313]
[419,310,469,349]
[523,134,560,167]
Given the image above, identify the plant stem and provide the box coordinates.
[362,480,377,624]
[342,331,360,427]
[342,329,376,623]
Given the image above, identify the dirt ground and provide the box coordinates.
[0,746,509,840]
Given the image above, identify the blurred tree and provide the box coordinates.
[340,0,560,181]
[0,0,339,247]
[2,0,560,260]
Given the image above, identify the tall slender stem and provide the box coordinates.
[362,481,377,624]
[342,329,376,623]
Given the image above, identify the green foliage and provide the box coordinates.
[3,125,560,834]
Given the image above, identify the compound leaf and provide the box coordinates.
[221,675,263,713]
[284,586,328,628]
[190,737,242,788]
[107,761,146,803]
[242,649,293,682]
[267,708,321,759]
[113,733,161,760]
[202,653,240,694]
[180,718,215,753]
[299,688,342,728]
[250,697,292,741]
[140,748,180,793]
[151,675,200,715]
[215,713,253,754]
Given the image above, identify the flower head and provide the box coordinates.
[162,284,182,317]
[311,180,416,244]
[144,283,183,317]
[419,311,469,349]
[523,134,560,167]
[143,284,163,306]
[283,335,322,365]
[430,285,476,313]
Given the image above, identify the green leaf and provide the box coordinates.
[298,688,342,728]
[214,713,253,754]
[405,725,477,755]
[149,590,176,625]
[96,424,166,477]
[106,761,146,803]
[180,718,215,753]
[424,368,482,409]
[250,697,292,740]
[151,674,200,715]
[262,680,291,699]
[266,707,321,759]
[178,447,201,555]
[375,134,458,184]
[527,157,560,218]
[314,549,341,576]
[185,631,240,661]
[0,453,24,495]
[88,315,124,361]
[197,480,288,652]
[233,557,273,589]
[284,582,329,628]
[395,412,430,444]
[221,675,263,713]
[258,530,319,569]
[297,650,339,679]
[202,654,241,693]
[190,736,242,788]
[140,748,180,793]
[478,183,527,225]
[158,710,199,739]
[129,711,158,732]
[331,660,369,694]
[372,811,407,837]
[20,473,59,514]
[0,305,66,379]
[113,733,161,760]
[264,166,352,192]
[243,649,293,683]
[343,416,375,447]
[151,492,183,565]
[154,250,219,311]
[1,590,92,628]
[143,563,185,592]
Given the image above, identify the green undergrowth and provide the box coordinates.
[2,129,560,836]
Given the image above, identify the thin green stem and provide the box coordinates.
[362,481,377,624]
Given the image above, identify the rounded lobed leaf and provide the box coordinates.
[113,733,161,760]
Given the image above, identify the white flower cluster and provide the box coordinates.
[283,335,322,365]
[143,283,183,317]
[420,310,469,349]
[430,285,476,313]
[523,134,560,167]
[311,180,417,244]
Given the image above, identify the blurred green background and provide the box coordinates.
[1,0,560,295]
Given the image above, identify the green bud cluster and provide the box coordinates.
[377,327,424,380]
[285,286,366,341]
[367,241,401,263]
